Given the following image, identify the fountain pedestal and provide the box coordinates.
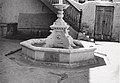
[45,4,74,49]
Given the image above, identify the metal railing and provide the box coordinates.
[44,0,82,32]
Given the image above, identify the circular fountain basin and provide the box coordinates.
[20,39,96,64]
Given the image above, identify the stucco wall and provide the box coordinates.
[69,0,120,41]
[1,0,120,40]
[0,0,79,39]
[112,2,120,41]
[113,0,120,2]
[83,1,120,41]
[1,0,52,23]
[82,2,96,31]
[71,1,120,41]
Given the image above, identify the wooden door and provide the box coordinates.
[94,6,114,41]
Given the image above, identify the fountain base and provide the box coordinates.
[20,39,96,68]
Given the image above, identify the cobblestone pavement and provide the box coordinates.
[0,38,119,83]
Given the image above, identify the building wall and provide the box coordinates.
[1,0,52,23]
[73,0,120,41]
[112,2,120,41]
[82,1,96,33]
[113,0,119,2]
[1,0,120,40]
[0,0,78,39]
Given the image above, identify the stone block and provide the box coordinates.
[35,51,44,60]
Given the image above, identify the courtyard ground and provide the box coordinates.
[0,38,119,83]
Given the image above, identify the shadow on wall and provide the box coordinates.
[5,13,57,39]
[111,29,120,42]
[69,26,79,39]
[81,22,94,36]
[2,13,81,40]
[77,22,94,40]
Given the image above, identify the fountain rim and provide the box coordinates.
[20,38,96,54]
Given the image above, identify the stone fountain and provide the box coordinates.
[20,0,97,68]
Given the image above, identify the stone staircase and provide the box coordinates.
[41,0,82,32]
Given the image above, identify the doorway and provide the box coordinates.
[94,6,114,41]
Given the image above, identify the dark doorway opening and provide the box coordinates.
[94,6,114,41]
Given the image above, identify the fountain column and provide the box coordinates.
[45,0,75,49]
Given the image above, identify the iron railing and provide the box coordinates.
[44,0,82,32]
